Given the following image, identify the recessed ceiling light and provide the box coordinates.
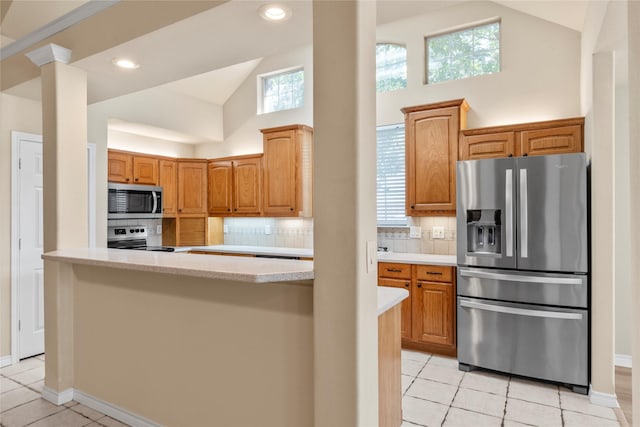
[259,4,291,22]
[112,58,140,69]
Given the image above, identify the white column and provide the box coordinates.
[627,2,640,425]
[312,1,379,426]
[27,43,88,400]
[590,51,616,401]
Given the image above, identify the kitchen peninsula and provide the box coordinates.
[42,249,407,427]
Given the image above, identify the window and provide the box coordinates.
[377,124,406,226]
[376,43,407,93]
[426,21,500,84]
[260,68,304,114]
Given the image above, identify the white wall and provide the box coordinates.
[195,45,313,159]
[0,94,43,358]
[108,130,196,158]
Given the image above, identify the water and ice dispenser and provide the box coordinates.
[465,210,502,255]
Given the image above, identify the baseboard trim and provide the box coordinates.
[74,389,162,427]
[41,386,74,405]
[589,388,619,408]
[0,355,13,368]
[615,354,632,368]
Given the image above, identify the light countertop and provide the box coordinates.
[172,245,313,258]
[43,248,314,283]
[376,252,457,266]
[377,286,409,316]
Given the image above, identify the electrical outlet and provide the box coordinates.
[409,226,422,238]
[156,225,162,234]
[223,225,229,234]
[265,225,272,235]
[432,226,445,239]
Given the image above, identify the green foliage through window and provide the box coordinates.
[376,44,407,93]
[262,68,304,113]
[426,21,500,84]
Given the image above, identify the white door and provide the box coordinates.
[18,138,45,359]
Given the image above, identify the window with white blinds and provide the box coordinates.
[377,124,407,226]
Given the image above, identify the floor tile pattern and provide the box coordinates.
[401,350,624,427]
[0,356,130,427]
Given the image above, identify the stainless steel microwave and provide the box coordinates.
[108,183,163,219]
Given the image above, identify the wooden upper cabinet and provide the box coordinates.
[159,160,177,216]
[520,124,582,156]
[233,157,262,215]
[460,117,584,160]
[403,99,468,216]
[208,161,233,215]
[108,151,133,183]
[132,155,158,185]
[108,149,158,185]
[261,125,313,217]
[460,132,515,160]
[177,161,207,214]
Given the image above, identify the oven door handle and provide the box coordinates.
[152,191,158,214]
[459,299,583,320]
[459,269,584,285]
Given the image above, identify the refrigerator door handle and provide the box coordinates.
[459,269,585,285]
[520,168,528,258]
[505,169,513,257]
[459,299,583,320]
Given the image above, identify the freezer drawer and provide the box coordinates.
[457,297,588,388]
[457,267,588,308]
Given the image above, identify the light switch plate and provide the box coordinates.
[223,225,229,234]
[265,225,272,235]
[156,225,162,234]
[366,241,377,273]
[432,226,445,239]
[409,226,422,238]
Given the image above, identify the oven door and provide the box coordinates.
[457,297,588,388]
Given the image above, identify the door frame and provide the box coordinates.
[10,131,96,364]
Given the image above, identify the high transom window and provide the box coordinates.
[426,21,500,84]
[376,43,407,93]
[260,67,304,114]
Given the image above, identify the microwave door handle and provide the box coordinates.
[152,191,158,214]
[520,168,528,258]
[505,169,513,257]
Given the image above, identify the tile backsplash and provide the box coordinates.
[377,216,457,256]
[224,218,313,249]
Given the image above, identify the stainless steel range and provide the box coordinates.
[107,226,175,252]
[456,153,589,394]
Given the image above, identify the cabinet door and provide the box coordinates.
[520,125,582,156]
[133,155,158,185]
[208,161,233,215]
[263,130,297,215]
[178,162,207,214]
[412,280,454,346]
[379,278,412,340]
[460,132,515,160]
[108,151,132,183]
[406,106,458,214]
[233,157,262,215]
[159,160,177,216]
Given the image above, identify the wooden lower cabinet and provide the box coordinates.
[379,262,456,357]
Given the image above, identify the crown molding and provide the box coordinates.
[25,43,71,67]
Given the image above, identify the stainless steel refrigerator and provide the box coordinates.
[456,153,589,394]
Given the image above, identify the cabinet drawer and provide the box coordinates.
[378,263,411,279]
[415,265,453,282]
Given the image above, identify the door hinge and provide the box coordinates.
[18,158,22,169]
[18,238,21,250]
[18,320,21,331]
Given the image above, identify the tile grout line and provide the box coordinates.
[559,386,566,427]
[500,376,511,427]
[438,364,464,427]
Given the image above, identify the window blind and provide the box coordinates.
[377,124,407,226]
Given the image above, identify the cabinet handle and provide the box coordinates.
[135,178,139,182]
[417,283,422,288]
[227,209,231,212]
[405,282,410,287]
[508,153,513,157]
[178,209,182,212]
[126,178,130,182]
[234,208,238,211]
[523,153,528,157]
[426,271,443,275]
[410,205,415,209]
[386,268,402,273]
[290,208,294,211]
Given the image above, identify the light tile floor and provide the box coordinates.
[0,355,130,427]
[401,349,624,427]
[1,351,628,427]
